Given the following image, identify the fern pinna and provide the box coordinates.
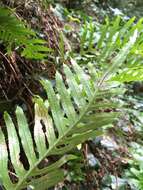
[0,17,142,190]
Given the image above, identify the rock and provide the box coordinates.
[101,136,118,151]
[102,175,127,190]
[87,153,101,168]
[110,175,127,190]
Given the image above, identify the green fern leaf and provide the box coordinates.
[0,63,132,190]
[0,7,51,59]
[95,16,143,84]
[0,59,120,190]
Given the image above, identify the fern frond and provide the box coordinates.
[1,64,119,189]
[0,7,50,59]
[96,16,143,83]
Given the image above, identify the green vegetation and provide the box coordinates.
[0,7,51,59]
[1,0,143,189]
